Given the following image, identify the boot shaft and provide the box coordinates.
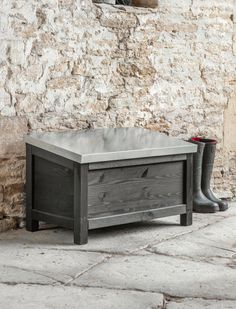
[190,138,217,192]
[189,138,205,192]
[201,141,216,190]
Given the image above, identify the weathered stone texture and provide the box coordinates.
[0,0,235,223]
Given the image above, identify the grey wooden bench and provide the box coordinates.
[25,127,197,244]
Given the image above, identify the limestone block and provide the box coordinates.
[23,64,43,82]
[0,117,28,158]
[47,77,80,89]
[0,185,3,203]
[16,93,44,114]
[0,217,17,233]
[0,158,25,186]
[0,88,15,117]
[0,65,8,87]
[9,40,26,66]
[224,97,236,151]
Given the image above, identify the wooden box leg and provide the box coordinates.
[180,212,192,226]
[181,154,193,226]
[26,144,39,232]
[74,163,88,245]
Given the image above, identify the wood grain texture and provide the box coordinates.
[33,156,74,219]
[88,161,184,217]
[89,154,187,170]
[29,147,190,242]
[89,204,186,229]
[181,153,193,226]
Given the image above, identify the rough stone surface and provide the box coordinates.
[0,247,108,284]
[74,253,236,300]
[0,217,17,233]
[0,202,235,308]
[0,1,236,219]
[167,298,236,309]
[0,284,164,309]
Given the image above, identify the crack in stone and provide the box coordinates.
[209,245,236,254]
[64,255,112,286]
[71,283,236,302]
[3,265,65,285]
[73,282,163,295]
[1,280,236,303]
[0,281,53,287]
[145,247,234,268]
[22,246,148,257]
[164,292,236,302]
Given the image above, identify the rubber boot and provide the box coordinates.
[189,138,219,213]
[201,139,228,211]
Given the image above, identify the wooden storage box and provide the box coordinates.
[25,128,197,244]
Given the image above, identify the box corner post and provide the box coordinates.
[73,162,89,245]
[26,144,39,231]
[180,153,193,226]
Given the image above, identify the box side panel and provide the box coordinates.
[33,156,74,219]
[88,161,184,218]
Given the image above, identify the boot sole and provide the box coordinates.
[219,205,229,211]
[193,205,220,213]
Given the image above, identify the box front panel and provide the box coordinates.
[88,161,185,218]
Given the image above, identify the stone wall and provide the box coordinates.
[0,0,235,229]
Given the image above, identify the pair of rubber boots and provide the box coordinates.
[190,138,228,213]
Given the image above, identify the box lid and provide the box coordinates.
[25,127,197,163]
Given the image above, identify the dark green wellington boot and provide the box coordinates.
[190,138,219,213]
[201,139,228,211]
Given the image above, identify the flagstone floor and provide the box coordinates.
[0,203,236,309]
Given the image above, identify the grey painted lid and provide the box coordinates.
[25,127,197,163]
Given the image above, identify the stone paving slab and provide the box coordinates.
[73,253,236,300]
[148,215,236,267]
[0,247,108,284]
[166,298,236,309]
[0,284,164,309]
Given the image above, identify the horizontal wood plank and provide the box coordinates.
[89,154,187,170]
[32,209,73,229]
[31,146,73,169]
[88,204,186,229]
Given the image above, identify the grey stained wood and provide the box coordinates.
[74,163,89,245]
[34,156,74,219]
[180,154,193,226]
[25,130,196,245]
[26,144,39,232]
[32,209,73,229]
[87,161,184,217]
[89,204,187,229]
[32,145,73,169]
[89,154,187,170]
